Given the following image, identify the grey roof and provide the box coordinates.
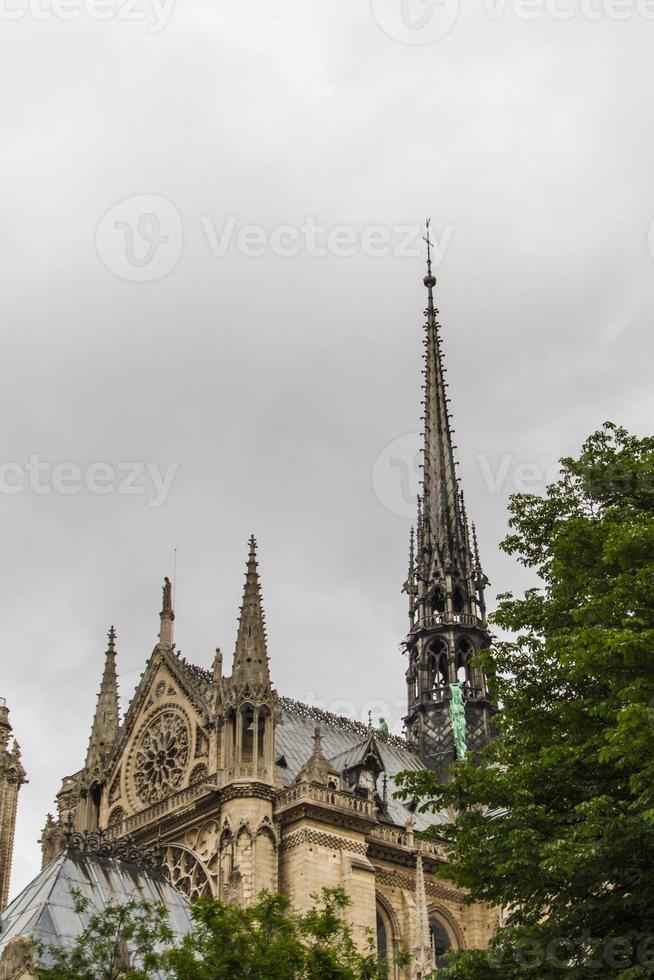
[276,698,447,831]
[0,850,193,974]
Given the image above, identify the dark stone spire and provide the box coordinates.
[231,536,271,694]
[418,219,479,610]
[404,224,493,777]
[85,627,120,775]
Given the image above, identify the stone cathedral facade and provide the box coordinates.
[13,250,499,976]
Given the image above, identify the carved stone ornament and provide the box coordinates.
[131,711,190,805]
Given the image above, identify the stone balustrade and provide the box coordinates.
[276,781,375,818]
[106,773,219,839]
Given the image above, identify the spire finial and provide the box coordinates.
[423,218,436,288]
[159,576,175,648]
[107,625,116,654]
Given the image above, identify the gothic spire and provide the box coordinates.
[231,536,271,692]
[85,627,120,773]
[403,230,494,775]
[420,218,470,586]
[411,852,435,978]
[159,576,175,648]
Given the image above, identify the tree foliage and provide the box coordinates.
[398,424,654,977]
[33,887,395,980]
[163,887,393,980]
[34,892,173,980]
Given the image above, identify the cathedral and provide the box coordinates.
[0,242,500,976]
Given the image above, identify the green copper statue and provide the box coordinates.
[378,717,389,734]
[449,682,467,760]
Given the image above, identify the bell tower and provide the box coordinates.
[403,223,493,777]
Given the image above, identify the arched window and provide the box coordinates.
[452,588,465,615]
[376,909,388,959]
[240,704,254,763]
[428,639,448,690]
[257,706,270,762]
[457,639,472,687]
[429,915,453,968]
[376,904,394,978]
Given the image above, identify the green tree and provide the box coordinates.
[163,887,395,980]
[33,887,396,979]
[398,424,654,978]
[34,893,174,979]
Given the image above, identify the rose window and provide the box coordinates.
[133,712,189,805]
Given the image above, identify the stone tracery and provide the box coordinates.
[132,711,190,805]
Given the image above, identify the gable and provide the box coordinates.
[103,651,211,822]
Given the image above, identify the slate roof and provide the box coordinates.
[276,698,447,832]
[0,850,193,974]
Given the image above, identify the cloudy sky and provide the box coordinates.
[2,0,653,897]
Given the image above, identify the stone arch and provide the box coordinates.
[375,892,401,978]
[107,805,125,828]
[254,815,277,844]
[451,586,466,616]
[219,816,233,845]
[428,904,464,967]
[240,702,255,764]
[189,763,208,785]
[427,638,448,691]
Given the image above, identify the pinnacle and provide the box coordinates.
[232,536,271,691]
[86,626,120,771]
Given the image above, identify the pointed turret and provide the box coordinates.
[296,727,335,786]
[85,627,120,774]
[0,698,27,909]
[222,538,277,784]
[403,224,494,775]
[231,536,271,695]
[159,576,175,648]
[411,853,435,978]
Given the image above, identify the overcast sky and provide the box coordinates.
[2,0,653,898]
